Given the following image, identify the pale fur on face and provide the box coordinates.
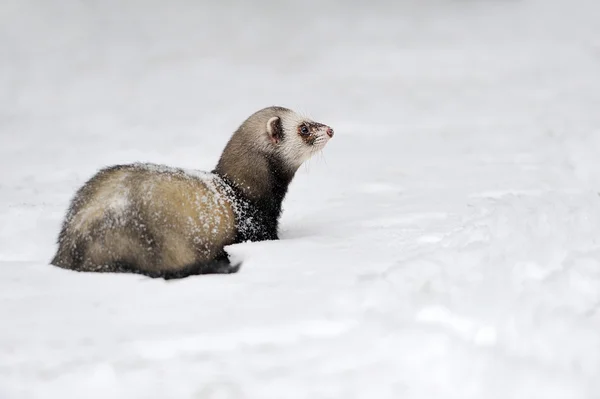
[214,106,333,202]
[271,110,332,168]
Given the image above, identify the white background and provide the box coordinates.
[1,0,600,397]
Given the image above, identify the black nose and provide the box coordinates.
[326,128,334,138]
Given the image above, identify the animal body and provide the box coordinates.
[50,106,334,279]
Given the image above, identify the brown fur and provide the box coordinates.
[51,106,333,278]
[51,164,237,277]
[215,106,291,202]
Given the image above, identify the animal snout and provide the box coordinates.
[326,128,334,138]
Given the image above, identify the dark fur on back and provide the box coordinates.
[213,107,299,241]
[217,154,294,243]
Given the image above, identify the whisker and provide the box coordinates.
[304,157,312,172]
[320,151,327,166]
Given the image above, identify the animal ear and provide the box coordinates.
[266,116,282,144]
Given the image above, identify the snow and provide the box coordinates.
[1,0,600,397]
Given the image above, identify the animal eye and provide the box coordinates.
[300,125,309,135]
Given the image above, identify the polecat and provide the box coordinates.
[50,106,334,279]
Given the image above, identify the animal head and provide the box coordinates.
[238,106,334,169]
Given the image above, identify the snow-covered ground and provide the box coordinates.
[2,0,600,397]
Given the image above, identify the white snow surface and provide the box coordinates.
[2,0,600,398]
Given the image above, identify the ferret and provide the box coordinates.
[50,106,334,279]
